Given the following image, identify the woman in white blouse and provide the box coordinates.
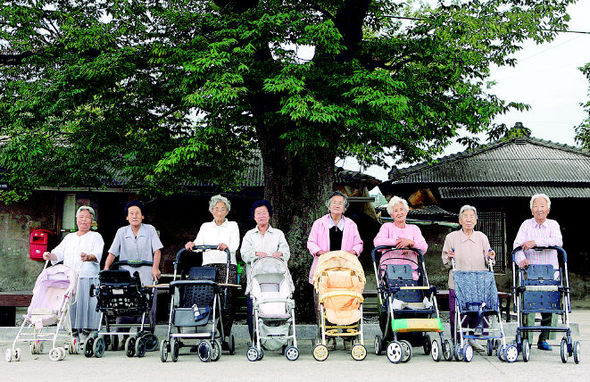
[43,206,105,341]
[185,194,240,349]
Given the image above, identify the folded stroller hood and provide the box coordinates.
[312,251,366,287]
[248,256,294,295]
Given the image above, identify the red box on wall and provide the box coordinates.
[29,229,53,261]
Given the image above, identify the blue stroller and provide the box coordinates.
[160,245,233,362]
[512,246,581,363]
[372,246,452,363]
[452,257,514,362]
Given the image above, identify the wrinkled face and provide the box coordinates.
[531,197,550,223]
[459,209,477,231]
[210,201,229,223]
[254,206,270,227]
[390,202,408,224]
[76,210,93,232]
[328,195,346,216]
[126,206,144,228]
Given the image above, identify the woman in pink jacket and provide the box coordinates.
[373,196,428,280]
[307,191,364,284]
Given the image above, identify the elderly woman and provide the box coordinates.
[185,194,240,347]
[514,193,562,351]
[104,200,163,338]
[307,191,363,284]
[373,196,428,280]
[43,206,105,342]
[442,205,495,350]
[240,199,290,340]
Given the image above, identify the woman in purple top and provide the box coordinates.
[307,191,364,284]
[373,196,428,280]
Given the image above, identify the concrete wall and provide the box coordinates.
[0,192,58,292]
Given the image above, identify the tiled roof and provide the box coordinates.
[388,137,590,184]
[439,186,590,199]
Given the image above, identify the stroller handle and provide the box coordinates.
[371,245,424,265]
[511,246,567,263]
[174,245,231,266]
[110,260,154,269]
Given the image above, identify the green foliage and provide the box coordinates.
[575,62,590,149]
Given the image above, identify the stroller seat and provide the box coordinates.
[319,269,364,325]
[172,267,216,327]
[520,264,561,314]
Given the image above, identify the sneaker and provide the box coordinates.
[468,339,486,353]
[537,341,552,351]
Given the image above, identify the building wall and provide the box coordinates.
[0,192,58,292]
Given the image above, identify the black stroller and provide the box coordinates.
[86,260,157,358]
[512,246,581,363]
[160,245,234,362]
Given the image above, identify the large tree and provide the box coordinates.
[0,0,574,313]
[576,62,590,148]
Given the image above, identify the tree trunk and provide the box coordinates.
[257,127,335,321]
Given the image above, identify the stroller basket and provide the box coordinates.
[96,270,152,317]
[454,271,499,314]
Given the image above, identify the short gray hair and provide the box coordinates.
[209,194,231,212]
[459,205,478,219]
[76,206,96,220]
[386,196,409,216]
[325,191,349,210]
[530,193,551,209]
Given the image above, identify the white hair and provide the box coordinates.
[76,206,96,220]
[530,193,551,209]
[459,205,478,219]
[386,196,409,216]
[209,194,231,212]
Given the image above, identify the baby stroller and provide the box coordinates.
[85,260,157,358]
[246,256,299,362]
[452,257,513,362]
[312,251,367,361]
[512,246,580,363]
[372,246,451,363]
[5,262,79,362]
[160,245,232,362]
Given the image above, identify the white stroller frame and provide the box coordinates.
[451,257,514,362]
[246,256,299,362]
[5,261,79,362]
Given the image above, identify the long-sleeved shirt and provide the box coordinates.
[307,214,363,283]
[240,225,290,293]
[513,218,562,276]
[373,222,428,280]
[192,219,240,265]
[52,231,104,277]
[442,230,493,289]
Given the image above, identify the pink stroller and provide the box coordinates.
[5,262,79,362]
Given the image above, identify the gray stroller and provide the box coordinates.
[246,256,299,361]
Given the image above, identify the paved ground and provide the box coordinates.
[2,311,587,381]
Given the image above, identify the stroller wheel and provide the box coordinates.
[560,338,569,363]
[160,340,169,362]
[521,339,530,362]
[374,335,382,356]
[504,344,518,363]
[442,339,453,361]
[5,348,13,362]
[386,341,403,363]
[400,340,412,363]
[246,346,259,362]
[462,344,473,362]
[455,344,464,361]
[143,333,158,352]
[351,344,367,361]
[49,347,62,362]
[423,335,432,355]
[198,341,212,362]
[312,344,329,362]
[285,346,299,361]
[211,340,221,362]
[125,336,136,358]
[573,340,581,364]
[93,337,106,358]
[171,338,179,362]
[135,337,146,358]
[84,337,95,358]
[431,338,442,362]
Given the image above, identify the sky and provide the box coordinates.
[341,0,590,183]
